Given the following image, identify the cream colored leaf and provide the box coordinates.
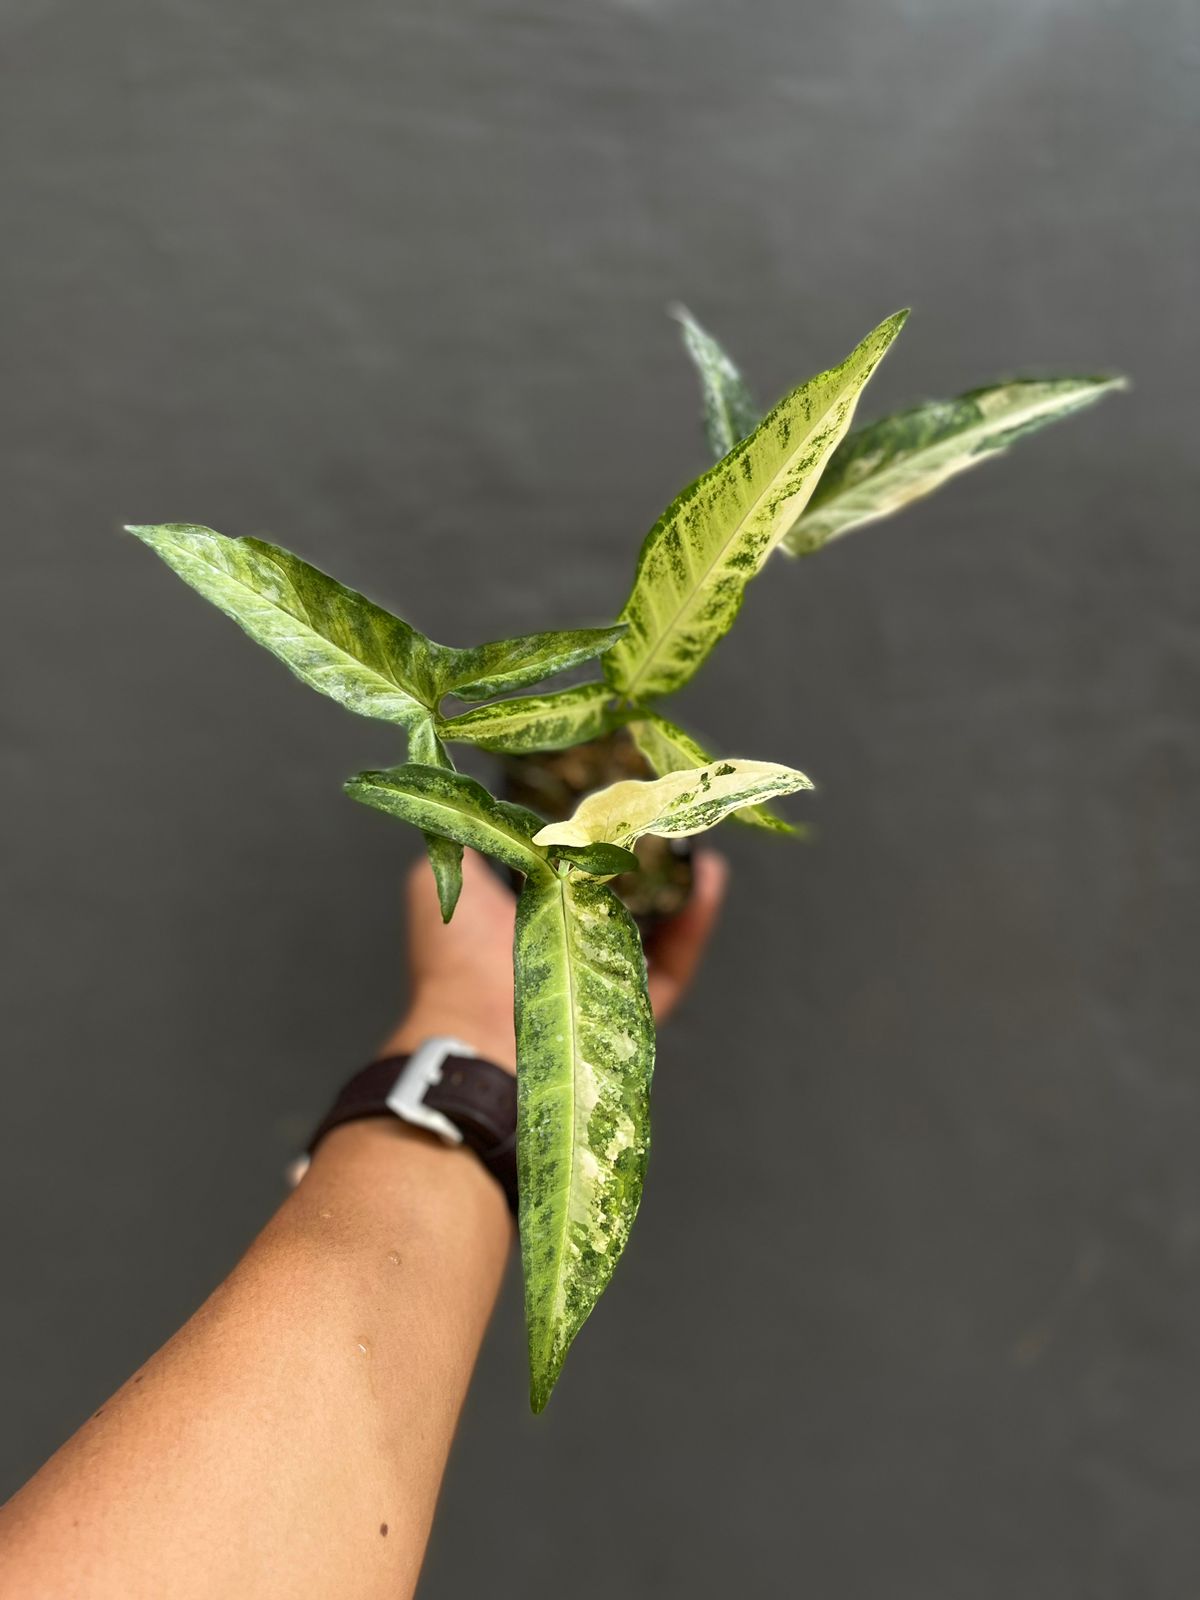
[533,759,813,849]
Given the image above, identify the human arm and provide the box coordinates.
[0,849,727,1600]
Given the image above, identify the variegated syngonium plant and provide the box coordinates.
[127,305,1123,1409]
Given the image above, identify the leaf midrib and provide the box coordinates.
[184,535,431,712]
[618,394,843,697]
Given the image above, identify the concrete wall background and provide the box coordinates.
[2,1,1197,1593]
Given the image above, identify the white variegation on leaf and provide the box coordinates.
[127,523,443,724]
[441,624,627,701]
[628,712,804,837]
[438,682,620,754]
[673,304,759,461]
[344,763,551,882]
[782,375,1127,555]
[514,870,655,1411]
[605,310,908,700]
[533,759,813,851]
[408,717,464,922]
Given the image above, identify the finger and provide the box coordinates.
[646,849,729,1020]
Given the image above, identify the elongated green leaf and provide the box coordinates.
[438,682,622,755]
[782,375,1126,555]
[606,311,908,699]
[533,759,813,850]
[345,763,551,881]
[548,841,642,878]
[673,304,759,461]
[127,524,444,724]
[628,712,805,837]
[408,717,464,922]
[515,870,655,1411]
[441,625,627,702]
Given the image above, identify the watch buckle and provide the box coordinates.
[386,1036,475,1145]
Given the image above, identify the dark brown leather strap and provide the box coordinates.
[307,1054,518,1215]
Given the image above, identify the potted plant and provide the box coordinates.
[128,307,1123,1410]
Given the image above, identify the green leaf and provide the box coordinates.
[605,311,908,700]
[441,626,628,702]
[126,524,443,724]
[344,763,552,882]
[673,304,760,461]
[408,717,464,922]
[533,759,813,850]
[438,682,622,754]
[514,870,656,1411]
[629,712,805,837]
[548,842,642,878]
[782,375,1127,555]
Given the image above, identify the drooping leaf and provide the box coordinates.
[344,763,551,882]
[533,759,813,850]
[673,304,760,460]
[438,682,622,755]
[605,311,908,700]
[628,712,805,838]
[441,625,628,702]
[547,841,642,878]
[514,870,655,1411]
[782,375,1127,555]
[126,524,446,724]
[408,717,464,922]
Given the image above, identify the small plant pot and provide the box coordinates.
[499,728,695,932]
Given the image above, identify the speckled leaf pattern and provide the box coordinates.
[673,304,759,461]
[544,841,642,878]
[514,870,655,1411]
[344,763,551,882]
[782,375,1126,555]
[127,523,443,723]
[440,625,627,702]
[605,311,907,700]
[533,759,813,850]
[628,712,805,837]
[438,682,621,754]
[408,717,464,922]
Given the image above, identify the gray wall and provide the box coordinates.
[2,1,1197,1594]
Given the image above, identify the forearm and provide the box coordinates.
[0,1118,512,1600]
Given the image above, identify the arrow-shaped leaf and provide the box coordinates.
[628,712,805,838]
[605,310,908,700]
[127,524,441,725]
[782,375,1127,555]
[533,759,813,850]
[408,717,464,922]
[438,682,621,755]
[441,625,627,703]
[515,870,655,1411]
[344,763,552,882]
[673,304,759,461]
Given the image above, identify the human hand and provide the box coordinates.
[382,849,729,1072]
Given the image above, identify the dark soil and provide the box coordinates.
[501,728,694,925]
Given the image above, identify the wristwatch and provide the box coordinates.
[289,1037,518,1215]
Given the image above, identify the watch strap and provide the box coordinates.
[307,1053,518,1215]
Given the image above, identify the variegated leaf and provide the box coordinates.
[127,524,445,723]
[783,375,1126,555]
[533,759,813,850]
[441,625,627,702]
[628,712,805,837]
[605,311,908,700]
[673,304,759,461]
[438,682,621,755]
[515,870,655,1411]
[547,841,642,878]
[344,763,551,882]
[408,717,464,922]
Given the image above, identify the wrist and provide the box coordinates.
[382,999,516,1074]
